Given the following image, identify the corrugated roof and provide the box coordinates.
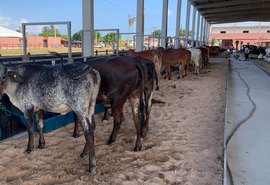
[0,26,22,38]
[191,0,270,24]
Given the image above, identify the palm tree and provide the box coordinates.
[127,15,136,48]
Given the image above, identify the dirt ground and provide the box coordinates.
[0,58,227,185]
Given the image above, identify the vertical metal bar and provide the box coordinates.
[200,17,204,43]
[161,0,169,49]
[196,12,201,46]
[136,0,144,51]
[67,22,73,62]
[191,6,196,47]
[22,23,28,62]
[175,0,182,48]
[185,0,191,47]
[82,0,94,57]
[116,29,119,55]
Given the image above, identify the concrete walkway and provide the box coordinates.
[225,55,270,185]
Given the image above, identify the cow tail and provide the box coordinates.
[136,64,146,132]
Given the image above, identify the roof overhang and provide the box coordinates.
[0,26,22,38]
[191,0,270,24]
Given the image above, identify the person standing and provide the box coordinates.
[244,42,250,60]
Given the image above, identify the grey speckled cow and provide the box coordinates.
[0,62,100,173]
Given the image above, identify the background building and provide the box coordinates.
[210,24,270,49]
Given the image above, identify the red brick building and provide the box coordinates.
[210,25,270,49]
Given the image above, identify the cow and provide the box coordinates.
[198,46,209,67]
[187,48,202,75]
[0,62,101,173]
[127,49,162,90]
[73,56,155,152]
[161,48,191,80]
[208,46,220,56]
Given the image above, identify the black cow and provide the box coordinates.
[0,62,100,173]
[73,56,155,152]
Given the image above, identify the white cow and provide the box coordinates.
[187,48,202,74]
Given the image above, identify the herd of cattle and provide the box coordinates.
[0,45,215,173]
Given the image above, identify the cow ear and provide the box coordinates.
[7,71,23,83]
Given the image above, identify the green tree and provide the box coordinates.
[151,29,161,38]
[103,32,121,44]
[179,29,192,37]
[72,30,82,41]
[72,30,103,42]
[39,25,62,37]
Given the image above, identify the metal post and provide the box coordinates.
[175,0,182,48]
[136,0,144,51]
[196,12,201,47]
[185,1,191,47]
[67,22,73,62]
[82,0,94,57]
[161,0,169,49]
[22,23,28,62]
[191,6,196,47]
[116,29,119,55]
[203,20,207,43]
[200,16,203,42]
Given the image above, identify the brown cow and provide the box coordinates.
[161,48,191,80]
[207,46,220,56]
[127,49,162,90]
[198,46,209,68]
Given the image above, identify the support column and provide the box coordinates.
[175,0,182,48]
[161,0,169,49]
[82,0,94,57]
[196,12,201,47]
[191,6,196,47]
[200,16,204,44]
[185,1,191,47]
[206,23,210,44]
[136,0,144,51]
[203,20,207,43]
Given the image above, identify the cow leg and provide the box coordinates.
[107,107,123,145]
[72,112,80,138]
[25,109,34,154]
[102,105,111,121]
[36,110,45,149]
[129,95,142,151]
[141,90,153,138]
[168,66,172,80]
[77,114,96,173]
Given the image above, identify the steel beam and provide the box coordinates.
[185,1,191,47]
[82,0,94,57]
[175,0,182,48]
[161,0,169,49]
[136,0,144,51]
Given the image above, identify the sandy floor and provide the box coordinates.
[0,58,227,185]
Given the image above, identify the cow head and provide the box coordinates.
[0,63,23,93]
[0,63,7,93]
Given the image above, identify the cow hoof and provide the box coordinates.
[107,139,113,146]
[133,146,142,152]
[88,165,96,174]
[38,143,45,149]
[72,132,80,138]
[80,151,88,158]
[25,147,33,154]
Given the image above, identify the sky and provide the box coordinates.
[1,0,270,37]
